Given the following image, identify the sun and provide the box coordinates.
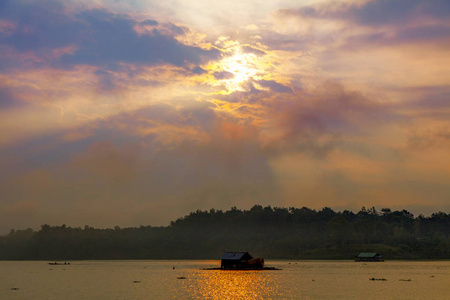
[220,52,259,90]
[206,46,266,93]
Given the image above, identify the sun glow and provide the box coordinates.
[221,52,259,90]
[207,46,267,93]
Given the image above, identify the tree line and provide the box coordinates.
[0,206,448,260]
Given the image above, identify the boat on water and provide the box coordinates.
[221,252,263,269]
[48,262,70,265]
[355,253,384,262]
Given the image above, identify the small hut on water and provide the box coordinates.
[355,252,383,262]
[220,252,264,269]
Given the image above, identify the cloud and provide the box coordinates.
[342,25,450,50]
[261,81,397,158]
[279,0,450,26]
[259,33,312,51]
[211,80,400,160]
[0,101,279,231]
[0,1,220,71]
[213,71,235,80]
[268,2,450,101]
[241,45,265,56]
[192,66,207,74]
[393,25,450,45]
[0,0,79,51]
[350,0,450,26]
[274,0,450,53]
[256,80,292,93]
[279,82,386,133]
[60,9,219,68]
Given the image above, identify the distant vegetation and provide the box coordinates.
[0,206,448,260]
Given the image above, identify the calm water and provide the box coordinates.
[1,260,449,299]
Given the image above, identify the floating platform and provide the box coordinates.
[203,267,281,271]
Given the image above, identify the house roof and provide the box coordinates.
[357,252,380,258]
[221,252,253,260]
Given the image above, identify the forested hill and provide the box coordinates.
[1,206,449,260]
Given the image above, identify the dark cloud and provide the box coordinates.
[60,9,219,68]
[140,20,159,26]
[0,0,80,51]
[351,0,450,26]
[266,81,394,157]
[280,0,450,26]
[0,1,220,70]
[191,66,207,75]
[395,25,450,43]
[213,71,235,80]
[94,70,119,91]
[256,80,292,93]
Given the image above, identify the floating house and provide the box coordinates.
[355,252,383,262]
[220,252,264,269]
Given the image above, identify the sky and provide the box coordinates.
[1,0,449,233]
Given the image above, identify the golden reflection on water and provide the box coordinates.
[1,261,449,299]
[188,270,279,299]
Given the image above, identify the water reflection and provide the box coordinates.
[187,270,280,299]
[2,261,448,299]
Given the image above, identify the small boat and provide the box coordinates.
[48,262,70,265]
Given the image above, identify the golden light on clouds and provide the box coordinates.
[203,43,271,94]
[218,52,260,92]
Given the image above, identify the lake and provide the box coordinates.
[1,260,449,299]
